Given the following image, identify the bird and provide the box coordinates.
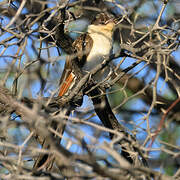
[58,12,122,136]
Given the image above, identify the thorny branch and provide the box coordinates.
[0,0,180,179]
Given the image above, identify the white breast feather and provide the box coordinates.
[83,33,112,71]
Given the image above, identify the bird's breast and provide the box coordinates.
[82,33,113,82]
[83,33,112,71]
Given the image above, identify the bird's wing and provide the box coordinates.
[58,33,93,97]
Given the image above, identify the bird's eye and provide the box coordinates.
[100,22,106,25]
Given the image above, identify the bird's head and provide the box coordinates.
[88,13,116,35]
